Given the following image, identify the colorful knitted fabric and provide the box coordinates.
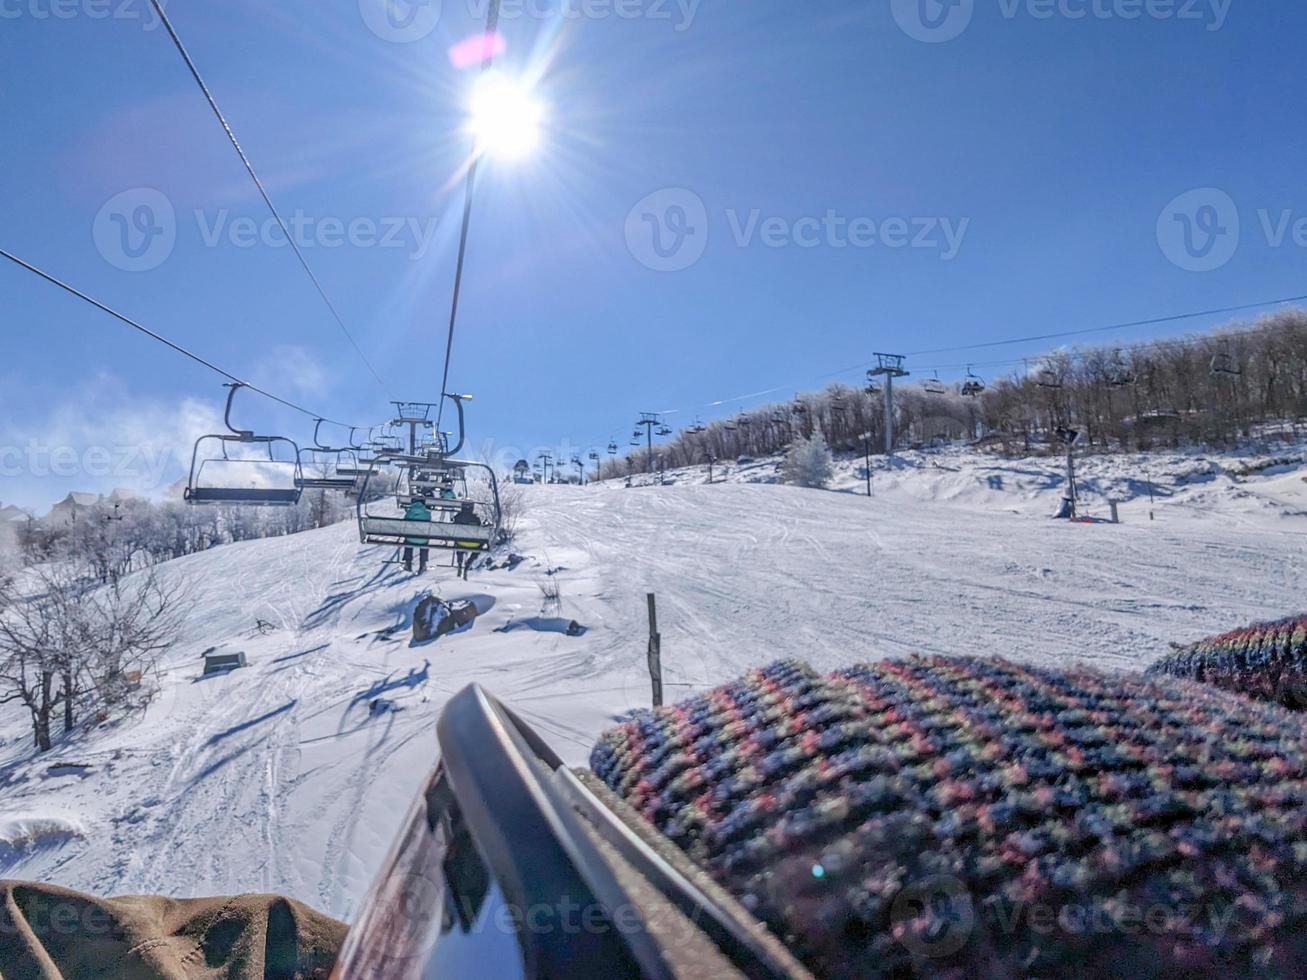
[1148,614,1307,709]
[590,657,1307,979]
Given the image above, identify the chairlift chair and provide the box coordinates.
[607,441,618,455]
[961,367,986,398]
[1211,341,1242,377]
[296,420,365,491]
[185,384,303,506]
[1036,367,1063,390]
[358,452,501,553]
[922,372,947,395]
[1106,351,1135,388]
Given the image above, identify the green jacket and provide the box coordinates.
[404,499,432,546]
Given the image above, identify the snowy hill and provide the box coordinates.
[2,447,1306,923]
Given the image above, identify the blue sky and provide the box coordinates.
[2,0,1305,508]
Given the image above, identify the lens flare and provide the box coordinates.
[467,72,544,161]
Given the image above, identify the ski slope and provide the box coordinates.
[2,447,1306,923]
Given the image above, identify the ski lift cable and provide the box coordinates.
[435,0,503,432]
[0,247,369,430]
[642,290,1307,425]
[145,0,390,397]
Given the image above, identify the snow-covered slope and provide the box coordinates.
[2,448,1305,923]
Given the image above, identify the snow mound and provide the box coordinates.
[0,813,86,872]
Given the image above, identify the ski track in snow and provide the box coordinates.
[1,445,1305,920]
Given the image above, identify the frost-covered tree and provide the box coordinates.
[0,563,189,752]
[783,431,834,489]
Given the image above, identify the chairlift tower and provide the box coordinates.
[536,452,554,484]
[390,401,437,455]
[867,353,909,456]
[633,412,664,483]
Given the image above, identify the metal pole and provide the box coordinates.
[646,593,663,708]
[864,433,872,497]
[884,374,895,456]
[1065,446,1077,519]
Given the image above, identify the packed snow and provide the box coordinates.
[1,445,1305,923]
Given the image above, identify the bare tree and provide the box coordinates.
[0,564,190,752]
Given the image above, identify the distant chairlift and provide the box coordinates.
[1211,341,1242,377]
[185,383,303,506]
[1036,366,1063,390]
[1106,350,1135,388]
[922,372,947,395]
[297,419,364,491]
[357,453,501,553]
[961,367,986,398]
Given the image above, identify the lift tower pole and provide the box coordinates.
[867,354,909,456]
[634,413,663,485]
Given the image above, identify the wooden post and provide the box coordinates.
[1109,500,1120,524]
[646,593,663,708]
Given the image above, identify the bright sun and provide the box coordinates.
[467,72,544,161]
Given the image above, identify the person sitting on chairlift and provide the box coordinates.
[452,500,484,579]
[402,496,433,574]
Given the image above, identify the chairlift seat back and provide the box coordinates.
[185,485,302,506]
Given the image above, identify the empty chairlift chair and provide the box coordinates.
[185,384,304,506]
[922,372,947,395]
[1211,341,1242,377]
[297,420,365,491]
[1106,350,1135,388]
